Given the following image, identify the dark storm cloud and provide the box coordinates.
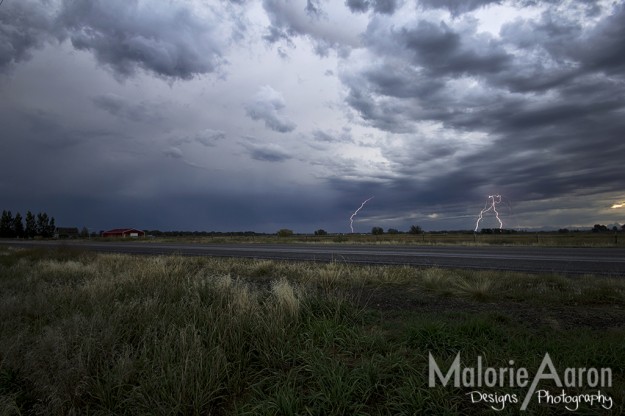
[345,0,370,13]
[1,0,228,79]
[263,26,293,45]
[492,4,625,94]
[343,17,513,129]
[418,0,501,16]
[337,0,625,225]
[345,0,399,14]
[346,1,625,130]
[503,5,624,63]
[0,0,57,71]
[262,0,314,45]
[58,0,225,80]
[395,20,512,76]
[362,63,445,99]
[343,87,416,133]
[569,3,625,75]
[373,0,399,14]
[245,85,297,133]
[423,103,625,212]
[341,60,451,133]
[305,0,324,18]
[262,0,358,56]
[3,0,624,233]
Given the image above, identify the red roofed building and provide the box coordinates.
[102,228,145,238]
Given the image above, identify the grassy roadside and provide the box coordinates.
[1,246,624,415]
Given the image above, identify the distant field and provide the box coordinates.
[1,246,624,414]
[134,232,625,247]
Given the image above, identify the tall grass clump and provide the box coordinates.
[417,268,502,301]
[419,267,453,295]
[271,278,301,318]
[451,274,499,301]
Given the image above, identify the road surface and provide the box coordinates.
[1,240,624,276]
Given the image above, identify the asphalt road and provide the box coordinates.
[1,239,624,276]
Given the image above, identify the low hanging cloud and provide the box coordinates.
[192,129,226,147]
[0,0,57,71]
[162,145,213,171]
[171,128,227,148]
[92,93,162,123]
[417,0,501,16]
[239,138,293,162]
[58,0,226,80]
[163,146,184,159]
[245,85,297,133]
[312,128,354,144]
[305,0,325,18]
[396,20,511,77]
[345,0,399,15]
[1,0,229,80]
[262,0,362,56]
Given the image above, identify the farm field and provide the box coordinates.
[129,232,625,248]
[1,246,624,415]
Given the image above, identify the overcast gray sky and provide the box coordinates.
[1,0,624,233]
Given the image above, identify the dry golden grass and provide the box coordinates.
[271,278,301,318]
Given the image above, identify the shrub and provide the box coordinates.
[277,229,294,237]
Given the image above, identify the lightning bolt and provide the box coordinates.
[474,195,503,232]
[612,202,624,209]
[350,196,374,233]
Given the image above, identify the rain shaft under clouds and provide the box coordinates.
[1,0,624,232]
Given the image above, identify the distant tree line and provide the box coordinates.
[591,224,623,233]
[479,228,517,234]
[367,225,425,235]
[0,210,56,238]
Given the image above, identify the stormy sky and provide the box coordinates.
[1,0,624,233]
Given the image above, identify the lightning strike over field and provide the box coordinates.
[612,202,624,209]
[474,195,503,232]
[350,196,374,233]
